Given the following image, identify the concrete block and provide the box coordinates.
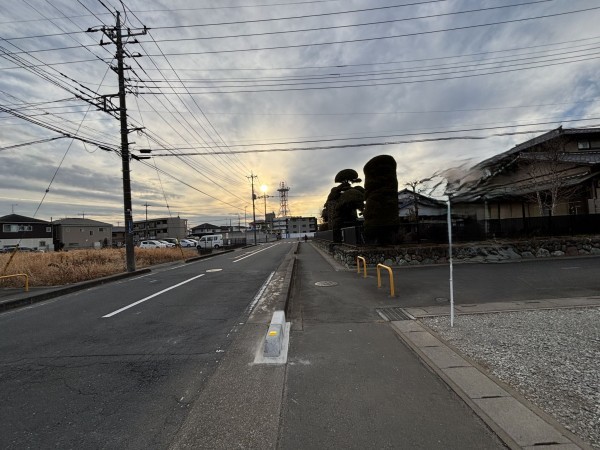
[473,397,571,447]
[442,367,510,399]
[264,310,286,357]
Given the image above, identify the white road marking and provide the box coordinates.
[206,268,222,272]
[245,271,275,314]
[102,274,206,318]
[233,244,278,262]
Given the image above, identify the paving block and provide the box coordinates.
[473,396,571,448]
[442,367,510,399]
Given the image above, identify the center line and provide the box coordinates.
[102,274,205,318]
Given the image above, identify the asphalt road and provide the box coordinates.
[384,256,600,307]
[0,242,293,449]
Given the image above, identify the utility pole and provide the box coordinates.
[247,173,258,245]
[89,12,147,272]
[116,12,135,272]
[143,202,151,239]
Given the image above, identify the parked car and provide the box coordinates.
[197,234,224,249]
[158,240,176,248]
[180,239,197,247]
[162,238,179,246]
[1,245,33,253]
[138,240,167,249]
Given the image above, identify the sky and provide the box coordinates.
[1,0,600,229]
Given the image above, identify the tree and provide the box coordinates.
[405,177,434,239]
[520,138,584,216]
[363,155,399,244]
[321,169,364,240]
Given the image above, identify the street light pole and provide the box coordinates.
[248,173,258,245]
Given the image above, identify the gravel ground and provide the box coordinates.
[422,308,600,449]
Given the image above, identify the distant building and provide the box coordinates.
[272,216,317,237]
[0,214,53,251]
[190,222,233,236]
[133,217,188,242]
[112,226,126,247]
[53,218,112,249]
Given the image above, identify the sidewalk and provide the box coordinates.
[279,242,591,449]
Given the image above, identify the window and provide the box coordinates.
[2,224,32,232]
[578,141,591,150]
[46,227,51,232]
[90,231,94,236]
[99,227,104,232]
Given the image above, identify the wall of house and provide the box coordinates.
[134,217,187,240]
[56,226,112,249]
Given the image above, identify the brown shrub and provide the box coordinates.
[0,248,198,287]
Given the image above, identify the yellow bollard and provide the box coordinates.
[376,264,395,297]
[356,256,367,278]
[0,273,29,292]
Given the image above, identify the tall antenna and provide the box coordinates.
[278,181,290,217]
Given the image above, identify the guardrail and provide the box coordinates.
[376,264,395,297]
[356,256,367,278]
[0,273,29,292]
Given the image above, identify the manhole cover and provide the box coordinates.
[376,307,413,321]
[315,281,338,287]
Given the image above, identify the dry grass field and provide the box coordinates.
[0,248,198,287]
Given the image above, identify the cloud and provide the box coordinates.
[1,0,600,227]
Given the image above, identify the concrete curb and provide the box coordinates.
[0,268,151,312]
[391,320,592,450]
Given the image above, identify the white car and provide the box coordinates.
[180,239,197,247]
[138,240,167,249]
[158,240,176,248]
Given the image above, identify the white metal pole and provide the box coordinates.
[447,197,454,327]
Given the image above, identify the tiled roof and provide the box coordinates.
[0,214,50,224]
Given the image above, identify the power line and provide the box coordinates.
[145,6,600,56]
[142,119,600,156]
[135,53,600,94]
[150,0,555,43]
[0,136,64,151]
[152,0,449,29]
[135,34,600,73]
[138,41,600,84]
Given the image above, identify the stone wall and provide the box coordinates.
[312,237,600,269]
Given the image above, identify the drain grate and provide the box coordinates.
[376,307,413,321]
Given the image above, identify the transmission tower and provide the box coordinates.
[278,182,290,217]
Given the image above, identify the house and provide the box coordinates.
[112,226,126,247]
[53,218,112,249]
[133,216,188,242]
[398,188,447,218]
[190,222,227,237]
[0,214,53,251]
[448,127,600,236]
